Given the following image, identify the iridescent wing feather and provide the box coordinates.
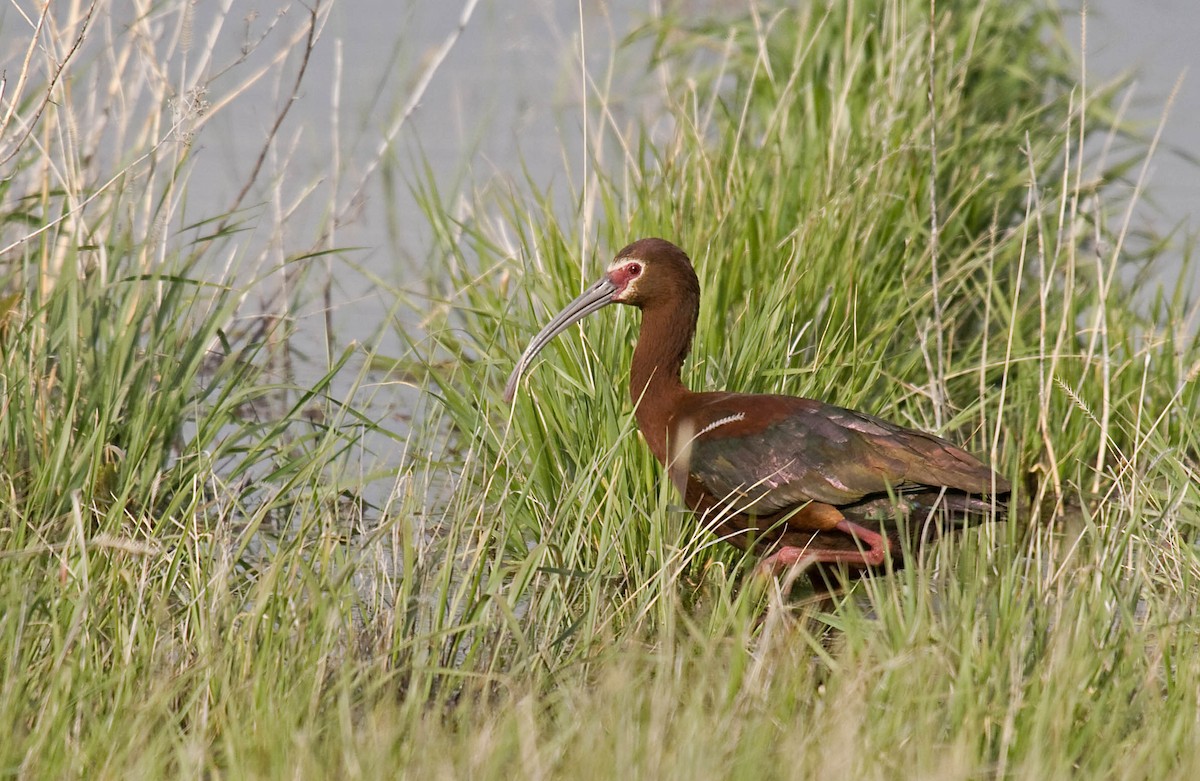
[676,394,1007,514]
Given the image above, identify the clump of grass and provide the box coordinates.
[411,0,1200,773]
[0,2,394,776]
[428,0,1195,646]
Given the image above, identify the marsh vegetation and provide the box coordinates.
[1,1,1197,777]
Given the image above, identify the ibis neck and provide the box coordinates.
[629,301,697,464]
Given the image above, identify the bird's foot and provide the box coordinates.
[754,545,813,578]
[755,519,892,578]
[832,518,891,568]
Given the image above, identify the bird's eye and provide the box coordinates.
[627,263,642,277]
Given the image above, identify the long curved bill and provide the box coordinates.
[503,276,619,403]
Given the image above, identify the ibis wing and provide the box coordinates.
[682,396,1005,515]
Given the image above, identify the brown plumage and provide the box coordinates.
[505,238,1009,574]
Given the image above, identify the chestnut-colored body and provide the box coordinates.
[506,238,1009,573]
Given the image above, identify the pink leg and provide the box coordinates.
[756,518,891,575]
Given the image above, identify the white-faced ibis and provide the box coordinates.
[504,238,1010,573]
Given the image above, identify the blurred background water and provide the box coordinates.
[1,0,1195,416]
[3,0,1193,332]
[200,0,1196,332]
